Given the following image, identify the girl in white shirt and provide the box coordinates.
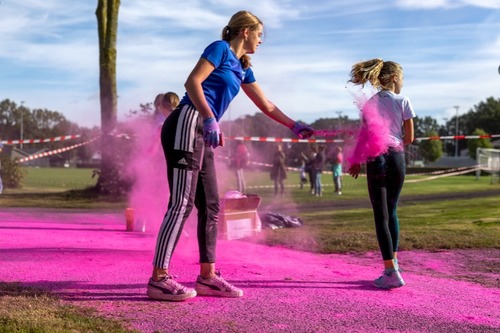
[347,58,415,289]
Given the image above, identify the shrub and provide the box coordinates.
[0,156,25,188]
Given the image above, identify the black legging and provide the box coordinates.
[153,105,219,269]
[366,148,406,261]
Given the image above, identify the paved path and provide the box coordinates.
[0,208,499,333]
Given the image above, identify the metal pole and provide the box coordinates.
[442,117,448,156]
[454,105,459,158]
[20,101,25,150]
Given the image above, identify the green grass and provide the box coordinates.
[247,171,500,253]
[0,283,138,333]
[0,167,124,209]
[220,169,497,200]
[258,196,500,253]
[16,167,97,191]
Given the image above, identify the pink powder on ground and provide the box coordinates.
[1,210,499,332]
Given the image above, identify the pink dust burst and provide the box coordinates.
[344,85,391,166]
[123,117,169,234]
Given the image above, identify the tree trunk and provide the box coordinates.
[95,0,122,195]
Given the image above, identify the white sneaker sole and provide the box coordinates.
[147,285,197,301]
[374,279,406,289]
[195,283,243,298]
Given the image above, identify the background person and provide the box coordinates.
[347,58,415,290]
[298,157,307,189]
[270,144,287,197]
[332,146,343,195]
[313,145,325,197]
[159,92,180,123]
[148,10,314,302]
[152,93,165,125]
[231,140,250,193]
[127,92,180,233]
[149,92,180,155]
[302,146,317,195]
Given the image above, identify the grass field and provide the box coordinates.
[239,170,500,253]
[11,166,97,192]
[220,168,497,199]
[261,196,500,253]
[1,166,498,253]
[0,167,122,209]
[0,283,138,333]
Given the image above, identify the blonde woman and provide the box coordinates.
[148,92,180,156]
[148,10,314,301]
[152,92,180,128]
[347,58,415,289]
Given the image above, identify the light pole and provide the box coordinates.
[20,101,25,150]
[442,117,448,155]
[453,105,459,158]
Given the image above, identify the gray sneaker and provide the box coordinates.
[374,269,406,289]
[147,276,197,301]
[195,271,243,298]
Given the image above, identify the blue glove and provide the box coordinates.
[203,117,220,148]
[291,122,314,139]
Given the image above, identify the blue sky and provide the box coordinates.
[1,0,499,130]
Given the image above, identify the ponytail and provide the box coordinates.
[349,58,402,90]
[349,58,384,88]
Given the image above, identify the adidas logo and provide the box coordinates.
[177,158,188,166]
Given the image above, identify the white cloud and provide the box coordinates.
[396,0,500,9]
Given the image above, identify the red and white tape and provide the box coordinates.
[1,135,82,145]
[5,132,497,147]
[226,136,344,143]
[415,134,500,141]
[225,133,499,143]
[17,138,98,163]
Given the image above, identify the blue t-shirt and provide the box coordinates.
[180,40,256,121]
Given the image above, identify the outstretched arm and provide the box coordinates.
[241,82,295,128]
[242,82,314,138]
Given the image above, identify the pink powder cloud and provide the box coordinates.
[344,88,391,166]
